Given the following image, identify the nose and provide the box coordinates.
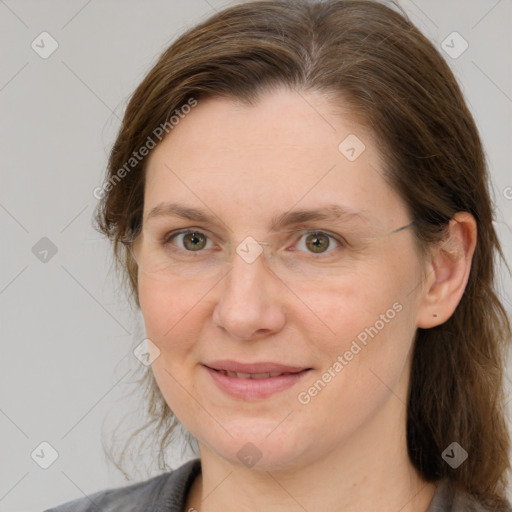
[212,249,286,340]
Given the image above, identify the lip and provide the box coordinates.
[203,360,312,400]
[204,360,309,374]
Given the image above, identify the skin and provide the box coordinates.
[135,87,477,512]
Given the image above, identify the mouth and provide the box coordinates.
[212,370,299,379]
[203,360,312,400]
[204,360,310,374]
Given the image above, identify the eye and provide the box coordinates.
[294,231,343,254]
[165,230,213,252]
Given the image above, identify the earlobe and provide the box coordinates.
[416,212,477,329]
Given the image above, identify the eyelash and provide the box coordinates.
[161,228,347,257]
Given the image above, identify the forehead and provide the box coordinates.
[148,88,368,166]
[143,88,407,228]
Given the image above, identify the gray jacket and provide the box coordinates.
[44,458,511,511]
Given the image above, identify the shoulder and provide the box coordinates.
[43,458,201,512]
[428,479,512,512]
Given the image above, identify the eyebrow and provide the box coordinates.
[145,202,370,231]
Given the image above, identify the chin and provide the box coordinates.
[199,421,314,472]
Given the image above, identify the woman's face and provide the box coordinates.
[136,88,429,470]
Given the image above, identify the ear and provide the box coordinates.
[417,212,477,328]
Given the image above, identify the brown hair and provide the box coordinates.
[96,0,511,506]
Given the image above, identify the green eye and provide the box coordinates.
[295,232,342,254]
[305,233,330,253]
[167,231,211,251]
[183,232,207,251]
[163,229,343,256]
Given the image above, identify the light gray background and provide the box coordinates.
[1,1,511,511]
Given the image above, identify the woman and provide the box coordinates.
[46,0,511,510]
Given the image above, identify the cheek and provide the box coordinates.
[297,284,415,429]
[298,268,397,334]
[138,277,207,415]
[306,256,419,368]
[138,276,206,347]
